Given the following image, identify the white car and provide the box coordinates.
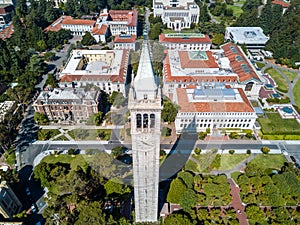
[282,150,288,156]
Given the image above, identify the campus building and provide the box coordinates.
[0,4,13,29]
[159,33,211,50]
[173,83,257,133]
[99,9,138,36]
[44,16,109,43]
[153,0,199,31]
[225,27,269,49]
[163,43,263,98]
[114,34,137,51]
[0,101,16,123]
[0,181,22,219]
[33,88,99,122]
[59,49,130,96]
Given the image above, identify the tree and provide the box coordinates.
[164,213,193,225]
[43,52,56,61]
[229,132,239,139]
[161,98,179,123]
[179,189,198,212]
[245,205,266,224]
[162,127,172,136]
[94,112,103,126]
[46,73,58,88]
[198,131,207,140]
[229,150,235,154]
[111,146,124,158]
[194,147,201,155]
[104,178,130,197]
[167,178,187,204]
[34,112,49,125]
[261,146,270,154]
[177,171,194,189]
[212,33,224,46]
[74,201,107,224]
[81,32,95,46]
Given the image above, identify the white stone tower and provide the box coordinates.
[128,40,162,222]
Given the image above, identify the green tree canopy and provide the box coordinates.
[167,178,187,204]
[81,32,96,46]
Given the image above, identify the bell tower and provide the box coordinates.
[128,39,162,222]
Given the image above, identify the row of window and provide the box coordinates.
[180,118,252,123]
[136,114,155,129]
[179,112,254,116]
[180,123,251,128]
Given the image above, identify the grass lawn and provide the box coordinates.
[258,112,300,135]
[219,154,250,170]
[248,154,286,170]
[279,69,298,81]
[293,78,300,108]
[256,62,265,69]
[53,135,69,141]
[68,129,111,140]
[38,129,61,140]
[265,68,288,93]
[227,5,243,18]
[231,171,242,183]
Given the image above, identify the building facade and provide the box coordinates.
[114,34,136,51]
[225,27,269,49]
[159,33,211,50]
[173,83,257,133]
[0,181,22,219]
[0,4,13,29]
[59,49,130,96]
[129,40,162,222]
[153,0,199,31]
[33,88,99,122]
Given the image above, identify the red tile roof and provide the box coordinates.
[62,19,95,26]
[44,16,72,32]
[221,43,260,83]
[163,50,238,83]
[109,10,138,26]
[159,34,211,44]
[0,24,13,40]
[178,51,219,68]
[176,88,254,113]
[114,34,136,43]
[92,24,108,35]
[0,5,13,15]
[272,0,290,7]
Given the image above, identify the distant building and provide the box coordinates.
[53,0,67,8]
[99,9,138,36]
[114,34,136,50]
[173,83,257,133]
[44,16,109,43]
[0,101,16,123]
[0,0,14,6]
[33,88,100,122]
[153,0,199,31]
[59,49,130,96]
[159,33,211,50]
[163,43,263,98]
[0,23,13,40]
[0,181,22,219]
[271,0,290,14]
[0,4,13,29]
[225,27,269,49]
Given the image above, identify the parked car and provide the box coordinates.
[25,187,31,196]
[290,155,297,162]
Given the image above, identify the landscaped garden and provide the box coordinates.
[37,129,61,140]
[68,129,111,140]
[279,68,298,81]
[293,78,300,108]
[265,68,288,92]
[258,112,300,139]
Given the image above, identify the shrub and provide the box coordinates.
[194,147,201,155]
[261,146,270,154]
[86,149,98,155]
[68,149,76,155]
[160,149,166,157]
[229,150,235,154]
[229,132,239,139]
[247,149,251,154]
[198,132,207,140]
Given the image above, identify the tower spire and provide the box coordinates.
[133,40,158,100]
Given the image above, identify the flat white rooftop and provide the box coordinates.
[226,27,269,44]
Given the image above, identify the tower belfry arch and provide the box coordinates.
[128,36,162,222]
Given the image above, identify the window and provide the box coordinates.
[136,114,142,128]
[143,114,148,128]
[150,114,155,128]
